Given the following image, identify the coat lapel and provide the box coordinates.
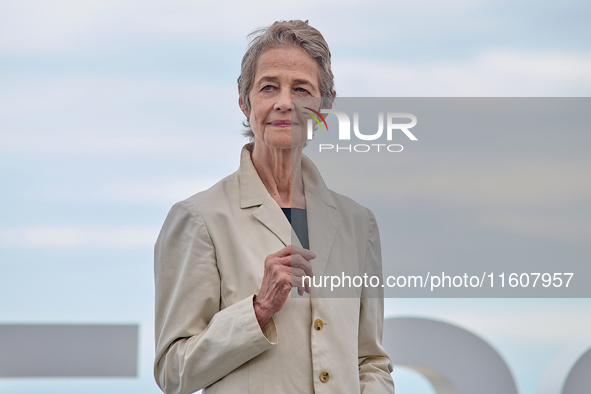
[251,195,292,247]
[302,155,339,278]
[239,145,292,246]
[238,144,339,273]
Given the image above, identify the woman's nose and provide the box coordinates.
[273,88,292,111]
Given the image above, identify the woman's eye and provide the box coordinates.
[262,85,274,91]
[295,87,309,94]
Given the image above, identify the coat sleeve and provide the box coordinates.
[154,200,277,394]
[358,209,395,393]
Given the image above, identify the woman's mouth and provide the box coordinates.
[269,120,292,127]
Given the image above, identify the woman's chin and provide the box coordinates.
[262,135,305,151]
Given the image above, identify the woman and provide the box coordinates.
[154,20,394,394]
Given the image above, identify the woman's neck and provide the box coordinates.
[251,144,305,209]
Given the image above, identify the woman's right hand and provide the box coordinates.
[253,244,315,328]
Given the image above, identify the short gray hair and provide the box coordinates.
[237,20,335,141]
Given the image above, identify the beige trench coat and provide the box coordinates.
[154,145,394,394]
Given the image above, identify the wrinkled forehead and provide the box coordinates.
[251,46,321,88]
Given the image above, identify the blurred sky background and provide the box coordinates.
[1,1,591,393]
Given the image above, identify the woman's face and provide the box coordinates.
[240,46,321,151]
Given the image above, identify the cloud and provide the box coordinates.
[314,152,591,242]
[0,0,354,53]
[0,1,229,53]
[0,225,160,249]
[335,49,591,96]
[47,177,222,205]
[0,1,116,53]
[0,75,245,159]
[317,153,591,208]
[475,212,591,242]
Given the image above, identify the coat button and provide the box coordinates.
[319,371,330,383]
[314,319,324,330]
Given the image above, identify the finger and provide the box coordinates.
[273,244,295,258]
[291,254,313,277]
[277,255,314,278]
[290,267,309,294]
[293,267,314,295]
[290,245,316,261]
[274,244,316,261]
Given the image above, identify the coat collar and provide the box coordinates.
[238,144,336,210]
[238,144,339,278]
[238,144,269,209]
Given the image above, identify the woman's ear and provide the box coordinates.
[238,86,249,117]
[325,90,336,110]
